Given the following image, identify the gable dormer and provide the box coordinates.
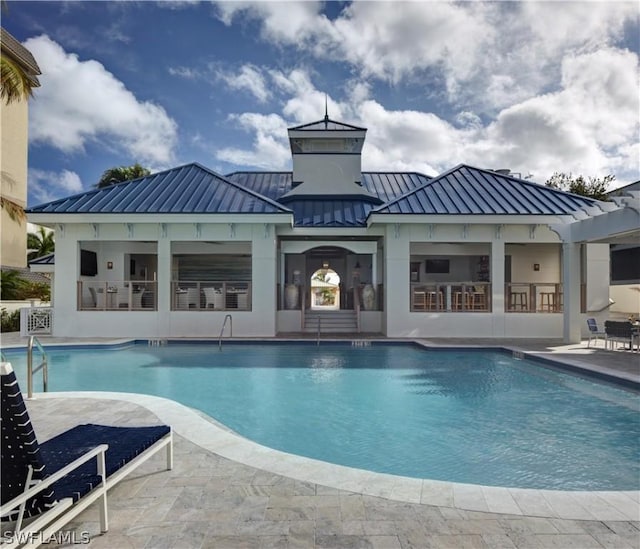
[281,114,379,202]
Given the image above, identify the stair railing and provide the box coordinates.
[316,317,321,346]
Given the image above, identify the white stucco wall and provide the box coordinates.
[51,221,280,338]
[384,222,568,338]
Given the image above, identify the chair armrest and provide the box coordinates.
[0,444,108,516]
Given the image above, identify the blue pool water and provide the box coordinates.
[4,343,639,490]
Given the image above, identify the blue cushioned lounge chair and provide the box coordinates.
[0,363,172,548]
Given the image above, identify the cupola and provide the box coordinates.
[280,108,379,203]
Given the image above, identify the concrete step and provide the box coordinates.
[304,310,357,332]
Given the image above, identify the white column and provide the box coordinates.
[371,251,378,287]
[156,237,171,336]
[384,225,410,336]
[491,240,505,336]
[53,230,79,336]
[279,250,286,310]
[252,225,277,335]
[562,242,581,343]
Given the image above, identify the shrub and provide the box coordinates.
[0,308,20,332]
[0,271,50,301]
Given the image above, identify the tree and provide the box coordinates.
[1,3,40,105]
[0,270,27,300]
[96,163,151,188]
[27,226,55,261]
[545,172,614,201]
[0,54,36,104]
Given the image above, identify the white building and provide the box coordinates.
[26,115,640,341]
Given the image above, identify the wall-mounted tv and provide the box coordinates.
[80,249,98,276]
[425,259,450,274]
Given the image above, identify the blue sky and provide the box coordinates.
[5,1,639,206]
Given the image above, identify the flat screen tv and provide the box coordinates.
[425,259,449,274]
[80,249,98,276]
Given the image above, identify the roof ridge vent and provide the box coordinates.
[493,168,511,175]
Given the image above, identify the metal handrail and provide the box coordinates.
[218,314,233,351]
[300,286,306,331]
[316,317,321,346]
[27,335,48,399]
[354,286,361,333]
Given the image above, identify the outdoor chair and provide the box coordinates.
[604,321,638,352]
[186,287,200,309]
[203,287,224,309]
[586,318,606,348]
[0,363,173,548]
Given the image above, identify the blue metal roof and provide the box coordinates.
[28,252,55,265]
[372,165,598,216]
[225,172,430,202]
[225,171,431,227]
[26,162,598,227]
[279,199,375,227]
[26,163,291,215]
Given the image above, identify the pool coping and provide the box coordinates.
[32,390,640,522]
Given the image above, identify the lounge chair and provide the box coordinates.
[0,363,172,548]
[586,318,606,348]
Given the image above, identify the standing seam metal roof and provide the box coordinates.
[26,163,598,225]
[225,171,431,227]
[372,165,598,216]
[26,163,292,215]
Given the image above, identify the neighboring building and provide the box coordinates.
[26,114,639,341]
[0,28,41,269]
[607,180,640,316]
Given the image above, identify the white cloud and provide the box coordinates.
[213,1,638,113]
[25,35,178,165]
[466,47,640,183]
[29,169,83,205]
[216,113,291,169]
[216,1,324,44]
[217,64,271,103]
[214,51,639,185]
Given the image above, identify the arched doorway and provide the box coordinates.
[310,268,340,310]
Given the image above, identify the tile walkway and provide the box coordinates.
[2,334,639,548]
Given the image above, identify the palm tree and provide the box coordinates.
[96,163,151,188]
[0,53,36,104]
[0,19,41,105]
[27,226,55,261]
[0,270,27,300]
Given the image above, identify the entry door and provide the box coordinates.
[504,255,512,283]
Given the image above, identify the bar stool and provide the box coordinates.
[453,291,470,310]
[509,291,528,311]
[539,292,555,312]
[471,288,486,310]
[426,290,444,310]
[412,290,426,310]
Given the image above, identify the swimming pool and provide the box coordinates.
[4,342,639,490]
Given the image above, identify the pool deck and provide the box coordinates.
[2,334,640,548]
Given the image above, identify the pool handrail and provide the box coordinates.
[218,314,233,351]
[27,335,48,399]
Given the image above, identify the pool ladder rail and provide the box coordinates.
[219,314,233,350]
[27,335,49,399]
